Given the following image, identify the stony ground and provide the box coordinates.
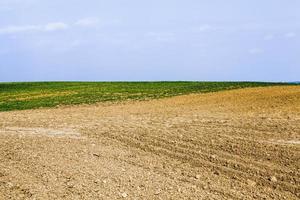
[0,86,299,200]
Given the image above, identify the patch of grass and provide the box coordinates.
[0,82,290,112]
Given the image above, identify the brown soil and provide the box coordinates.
[0,86,299,200]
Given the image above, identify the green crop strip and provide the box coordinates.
[0,82,291,112]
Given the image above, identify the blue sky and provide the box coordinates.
[0,0,299,82]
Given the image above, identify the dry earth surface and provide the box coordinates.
[0,86,299,200]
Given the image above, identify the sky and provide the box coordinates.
[0,0,299,82]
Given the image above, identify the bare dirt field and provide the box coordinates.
[0,86,299,199]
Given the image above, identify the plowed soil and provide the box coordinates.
[0,86,299,199]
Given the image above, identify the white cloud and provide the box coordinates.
[44,22,68,31]
[192,25,218,33]
[249,48,264,55]
[0,5,13,12]
[197,25,213,32]
[145,32,175,42]
[75,17,99,27]
[189,25,221,33]
[0,17,116,36]
[0,25,41,34]
[284,32,296,38]
[0,22,68,35]
[264,34,275,41]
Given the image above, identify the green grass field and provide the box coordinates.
[0,82,290,112]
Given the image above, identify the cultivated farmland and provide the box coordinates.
[0,83,299,199]
[0,82,286,111]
